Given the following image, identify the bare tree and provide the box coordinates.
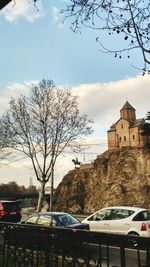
[0,119,12,163]
[62,0,150,73]
[2,79,93,211]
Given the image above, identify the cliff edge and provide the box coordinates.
[53,148,150,214]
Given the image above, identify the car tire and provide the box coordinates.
[128,232,139,236]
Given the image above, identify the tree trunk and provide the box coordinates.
[49,164,54,212]
[36,182,45,212]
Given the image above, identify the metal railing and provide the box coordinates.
[0,221,150,267]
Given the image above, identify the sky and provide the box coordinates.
[0,0,149,188]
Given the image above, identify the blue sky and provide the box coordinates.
[0,0,141,85]
[0,0,149,188]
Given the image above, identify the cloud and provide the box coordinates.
[0,74,149,130]
[52,6,60,23]
[0,74,149,132]
[51,6,64,29]
[1,0,44,23]
[72,74,150,128]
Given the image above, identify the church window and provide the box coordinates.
[133,135,135,140]
[124,136,126,141]
[121,124,123,129]
[119,137,121,142]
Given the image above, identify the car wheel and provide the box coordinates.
[128,232,139,236]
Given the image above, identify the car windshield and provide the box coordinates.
[58,214,79,226]
[1,202,20,212]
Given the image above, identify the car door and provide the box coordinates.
[87,209,112,232]
[107,208,133,234]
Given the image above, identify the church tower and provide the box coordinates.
[120,101,136,122]
[107,101,147,149]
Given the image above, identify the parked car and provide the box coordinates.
[21,212,89,230]
[82,206,150,237]
[0,200,22,222]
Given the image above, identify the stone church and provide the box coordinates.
[107,101,149,149]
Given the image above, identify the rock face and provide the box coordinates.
[53,148,150,214]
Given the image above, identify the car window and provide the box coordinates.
[87,209,112,221]
[108,209,135,220]
[1,201,20,212]
[38,215,57,227]
[58,214,79,225]
[132,211,150,221]
[87,209,135,221]
[25,215,38,224]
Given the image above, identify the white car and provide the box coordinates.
[82,206,150,237]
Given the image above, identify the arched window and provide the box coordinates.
[133,135,135,140]
[121,124,123,129]
[119,137,121,142]
[124,136,126,141]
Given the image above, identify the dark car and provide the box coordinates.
[21,212,89,230]
[0,200,22,223]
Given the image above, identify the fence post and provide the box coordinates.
[45,228,50,267]
[146,242,150,267]
[120,245,126,267]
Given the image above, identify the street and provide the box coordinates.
[85,244,147,267]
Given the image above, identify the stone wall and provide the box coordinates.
[53,147,150,214]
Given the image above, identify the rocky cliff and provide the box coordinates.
[53,148,150,214]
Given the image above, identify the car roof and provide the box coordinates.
[101,206,147,211]
[0,200,16,203]
[32,212,68,216]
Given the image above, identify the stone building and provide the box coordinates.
[107,101,149,150]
